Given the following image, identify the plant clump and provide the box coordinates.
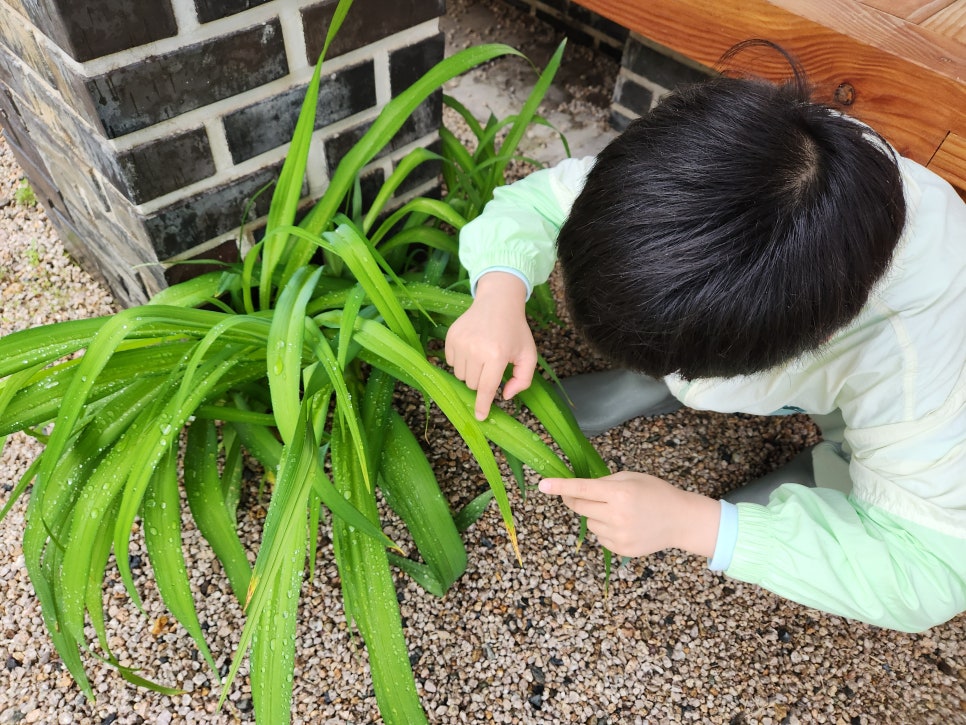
[0,5,607,724]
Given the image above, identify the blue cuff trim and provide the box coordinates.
[469,267,533,300]
[708,500,739,572]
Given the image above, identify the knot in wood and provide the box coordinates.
[834,82,856,106]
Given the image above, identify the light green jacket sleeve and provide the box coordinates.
[458,156,595,294]
[727,486,966,632]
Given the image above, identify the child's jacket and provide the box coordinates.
[459,154,966,632]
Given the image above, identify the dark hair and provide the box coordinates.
[556,57,906,380]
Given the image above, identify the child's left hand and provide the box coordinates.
[538,471,721,559]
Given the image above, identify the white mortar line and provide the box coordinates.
[373,47,392,106]
[169,0,200,34]
[304,131,330,199]
[204,118,236,173]
[277,2,311,77]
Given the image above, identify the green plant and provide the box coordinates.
[24,238,41,267]
[14,177,36,207]
[0,6,608,724]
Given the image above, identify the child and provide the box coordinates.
[444,66,966,632]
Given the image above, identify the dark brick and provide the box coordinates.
[608,107,634,133]
[145,164,283,259]
[323,121,371,174]
[163,238,241,287]
[393,92,442,149]
[117,128,216,204]
[224,60,376,164]
[86,20,288,138]
[323,92,441,173]
[389,34,444,96]
[613,75,653,116]
[195,0,272,24]
[623,39,711,90]
[302,0,444,63]
[18,0,178,63]
[595,38,624,63]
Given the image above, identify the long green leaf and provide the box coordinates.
[361,146,444,233]
[219,405,313,718]
[303,323,372,487]
[267,265,323,443]
[111,348,244,610]
[1,343,191,435]
[143,446,220,676]
[184,418,253,604]
[329,413,428,724]
[323,223,422,349]
[517,374,610,478]
[379,410,466,592]
[370,198,468,247]
[148,270,233,308]
[258,60,323,310]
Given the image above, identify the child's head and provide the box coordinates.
[556,72,906,380]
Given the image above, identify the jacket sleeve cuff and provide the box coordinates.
[721,503,778,581]
[708,499,739,571]
[469,266,533,299]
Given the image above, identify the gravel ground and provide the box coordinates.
[1,1,964,723]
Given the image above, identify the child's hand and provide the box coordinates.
[539,471,720,558]
[445,271,537,420]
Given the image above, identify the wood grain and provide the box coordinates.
[859,0,958,25]
[573,0,966,194]
[928,132,966,194]
[921,2,966,43]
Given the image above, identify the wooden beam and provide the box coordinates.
[573,0,966,194]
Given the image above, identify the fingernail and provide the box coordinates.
[538,480,551,493]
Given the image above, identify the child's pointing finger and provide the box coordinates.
[538,477,610,502]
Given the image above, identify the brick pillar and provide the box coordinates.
[0,0,445,306]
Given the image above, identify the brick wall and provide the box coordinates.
[0,0,445,306]
[496,1,712,134]
[610,34,712,130]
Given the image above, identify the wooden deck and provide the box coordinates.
[574,0,966,195]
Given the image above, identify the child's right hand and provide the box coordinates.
[445,271,538,421]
